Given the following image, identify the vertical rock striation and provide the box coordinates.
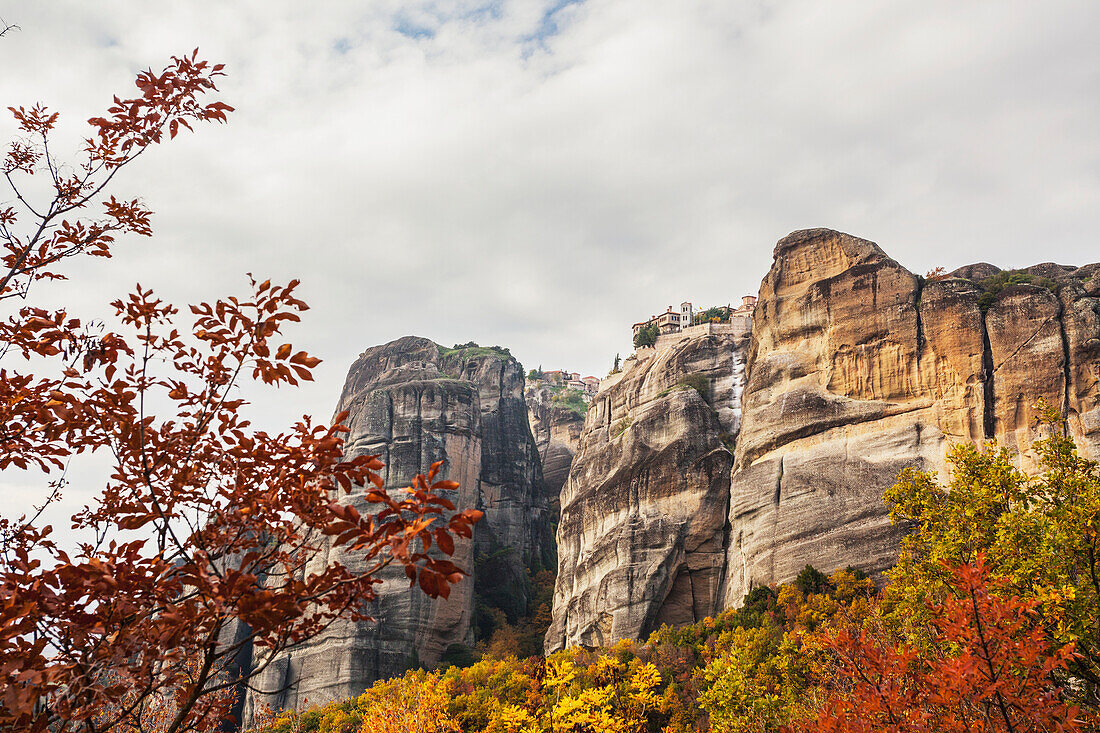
[546,330,749,651]
[1061,265,1100,459]
[547,228,1099,650]
[724,230,956,607]
[242,337,551,723]
[724,229,1100,605]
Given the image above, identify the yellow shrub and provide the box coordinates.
[356,672,458,733]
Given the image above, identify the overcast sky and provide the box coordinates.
[2,1,1099,518]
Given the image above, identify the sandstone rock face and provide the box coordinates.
[546,229,1099,649]
[242,337,551,723]
[526,386,585,508]
[234,233,1098,712]
[546,330,748,651]
[724,229,1100,606]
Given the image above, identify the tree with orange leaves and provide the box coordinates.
[793,557,1081,733]
[0,52,480,733]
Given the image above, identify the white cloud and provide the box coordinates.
[2,0,1099,519]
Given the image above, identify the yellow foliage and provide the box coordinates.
[541,655,663,733]
[698,626,810,733]
[317,708,357,733]
[495,704,539,733]
[883,404,1100,709]
[356,671,458,733]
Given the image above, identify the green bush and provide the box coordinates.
[551,388,588,416]
[975,270,1058,312]
[678,373,709,401]
[695,305,731,324]
[794,564,830,595]
[440,643,478,669]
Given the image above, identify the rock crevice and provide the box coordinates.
[981,310,995,439]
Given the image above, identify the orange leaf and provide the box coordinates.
[435,530,454,556]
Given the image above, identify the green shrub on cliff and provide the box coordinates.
[657,373,711,404]
[975,269,1059,312]
[678,372,710,401]
[551,388,587,416]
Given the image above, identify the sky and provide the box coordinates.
[2,1,1099,519]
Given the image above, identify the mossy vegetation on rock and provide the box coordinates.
[440,341,513,361]
[974,269,1059,312]
[550,387,587,416]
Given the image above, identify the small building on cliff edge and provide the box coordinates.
[632,296,757,344]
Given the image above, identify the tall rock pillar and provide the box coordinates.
[546,328,748,651]
[241,337,552,723]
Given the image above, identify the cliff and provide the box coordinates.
[547,228,1100,651]
[235,230,1099,710]
[546,328,749,650]
[724,229,1100,605]
[526,386,585,508]
[242,337,552,723]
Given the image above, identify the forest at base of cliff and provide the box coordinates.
[250,411,1099,733]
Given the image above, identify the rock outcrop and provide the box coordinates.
[724,229,1100,605]
[547,228,1099,651]
[235,231,1098,712]
[546,328,749,651]
[526,386,585,508]
[242,337,552,723]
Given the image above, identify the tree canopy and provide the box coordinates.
[633,323,658,348]
[0,53,480,733]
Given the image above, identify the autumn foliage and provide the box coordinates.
[0,53,480,732]
[337,672,460,733]
[244,558,1090,733]
[797,559,1080,733]
[245,418,1097,733]
[3,41,1095,733]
